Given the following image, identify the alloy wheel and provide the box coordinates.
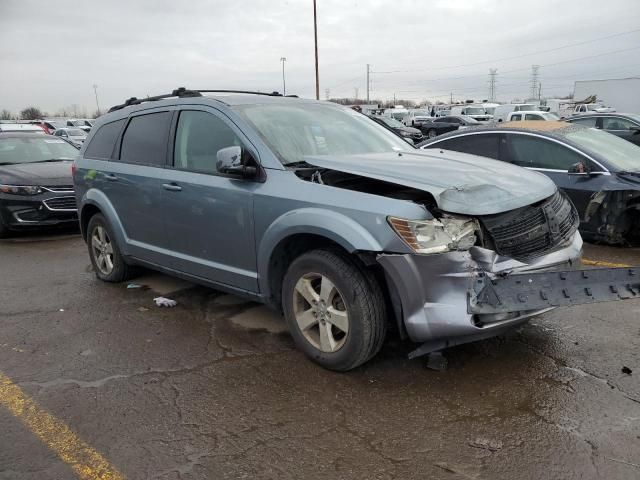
[292,273,349,353]
[91,225,114,275]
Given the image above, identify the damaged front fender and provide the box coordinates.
[583,189,640,244]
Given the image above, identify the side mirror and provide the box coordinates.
[568,161,591,176]
[216,146,258,179]
[629,126,640,135]
[404,137,415,145]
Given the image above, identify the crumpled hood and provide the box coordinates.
[0,161,73,186]
[304,150,557,215]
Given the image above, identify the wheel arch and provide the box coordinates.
[79,189,128,253]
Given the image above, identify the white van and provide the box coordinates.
[507,111,560,122]
[383,106,409,123]
[492,103,540,123]
[449,105,492,122]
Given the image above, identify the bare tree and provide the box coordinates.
[20,107,43,120]
[0,109,13,120]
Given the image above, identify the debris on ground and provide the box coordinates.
[468,438,503,452]
[153,297,177,308]
[127,283,142,289]
[426,352,448,371]
[137,307,149,312]
[621,366,632,375]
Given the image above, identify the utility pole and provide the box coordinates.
[488,69,497,102]
[354,87,359,100]
[280,57,287,96]
[325,88,330,100]
[530,65,540,100]
[92,84,101,116]
[393,93,396,105]
[538,83,542,101]
[450,92,453,104]
[366,63,370,103]
[313,0,319,100]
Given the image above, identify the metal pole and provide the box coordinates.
[93,84,100,116]
[280,57,287,96]
[366,64,370,103]
[313,0,319,100]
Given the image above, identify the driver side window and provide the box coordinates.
[507,134,587,170]
[174,110,243,174]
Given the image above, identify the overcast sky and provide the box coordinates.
[1,0,639,115]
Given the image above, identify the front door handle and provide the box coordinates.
[162,183,182,192]
[104,173,118,181]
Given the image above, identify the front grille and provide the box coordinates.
[480,191,579,261]
[43,196,77,211]
[43,185,74,193]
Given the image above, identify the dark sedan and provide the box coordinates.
[566,113,640,146]
[418,115,480,139]
[0,133,79,236]
[368,115,423,143]
[419,121,640,245]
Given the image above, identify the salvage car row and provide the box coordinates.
[1,90,639,372]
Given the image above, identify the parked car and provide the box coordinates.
[492,103,540,122]
[368,115,423,143]
[67,119,93,132]
[507,111,560,121]
[0,132,79,237]
[572,103,615,115]
[419,121,640,244]
[402,109,432,127]
[382,106,409,122]
[450,105,492,122]
[418,115,480,138]
[74,89,638,371]
[54,127,87,147]
[566,113,640,146]
[0,123,46,133]
[28,120,59,134]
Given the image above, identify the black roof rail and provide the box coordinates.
[108,88,298,113]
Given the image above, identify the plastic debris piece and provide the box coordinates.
[621,366,632,375]
[127,283,142,289]
[426,351,448,371]
[137,307,149,312]
[153,297,177,308]
[59,309,65,312]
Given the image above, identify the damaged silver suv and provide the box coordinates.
[74,88,639,371]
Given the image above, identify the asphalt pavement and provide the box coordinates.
[1,232,639,479]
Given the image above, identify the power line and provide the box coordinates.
[372,27,640,74]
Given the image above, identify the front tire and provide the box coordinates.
[87,213,133,282]
[282,249,387,371]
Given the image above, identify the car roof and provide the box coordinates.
[0,132,49,138]
[566,112,637,119]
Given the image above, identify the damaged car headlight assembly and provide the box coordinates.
[388,216,479,254]
[0,185,43,195]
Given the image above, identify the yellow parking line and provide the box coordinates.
[582,258,631,268]
[0,371,124,480]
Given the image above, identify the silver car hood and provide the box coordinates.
[304,150,557,215]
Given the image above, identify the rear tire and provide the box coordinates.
[87,213,133,282]
[282,248,387,371]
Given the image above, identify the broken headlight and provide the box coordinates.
[388,216,478,254]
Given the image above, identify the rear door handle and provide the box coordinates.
[162,183,182,192]
[104,173,118,181]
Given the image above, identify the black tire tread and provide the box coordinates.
[87,213,134,283]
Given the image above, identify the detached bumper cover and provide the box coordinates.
[470,267,639,314]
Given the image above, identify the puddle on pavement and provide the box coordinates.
[229,305,288,334]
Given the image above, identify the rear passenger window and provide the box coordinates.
[429,134,501,160]
[524,114,542,121]
[119,112,172,166]
[511,114,522,121]
[173,110,244,174]
[84,119,125,159]
[569,117,597,127]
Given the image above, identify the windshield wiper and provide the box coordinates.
[30,158,73,163]
[286,160,317,169]
[617,170,640,176]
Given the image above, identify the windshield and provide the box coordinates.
[516,104,538,111]
[235,103,411,165]
[542,112,560,120]
[464,107,485,115]
[626,113,640,124]
[413,110,429,116]
[0,137,78,164]
[459,115,480,124]
[379,117,404,128]
[564,127,640,172]
[484,107,496,115]
[586,105,602,111]
[67,128,86,136]
[70,120,87,126]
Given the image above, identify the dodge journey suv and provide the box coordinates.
[74,88,639,371]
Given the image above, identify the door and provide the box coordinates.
[425,132,502,160]
[162,108,258,292]
[97,111,174,264]
[601,116,640,146]
[502,133,609,222]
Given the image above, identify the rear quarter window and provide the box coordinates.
[84,119,125,159]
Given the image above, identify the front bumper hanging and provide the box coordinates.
[469,267,640,314]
